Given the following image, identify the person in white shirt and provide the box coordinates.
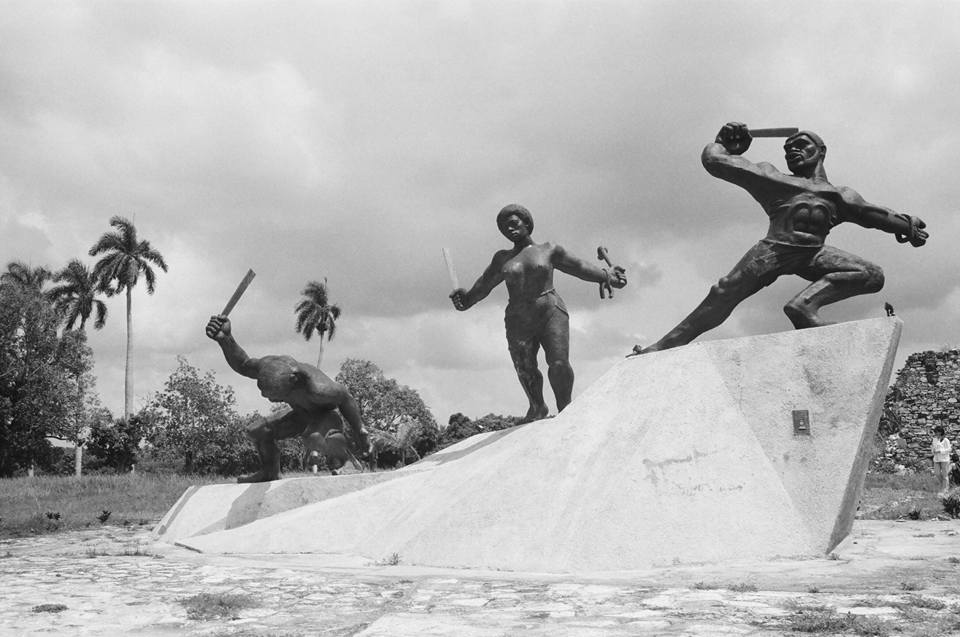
[931,425,952,495]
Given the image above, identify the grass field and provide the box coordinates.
[859,471,947,520]
[0,473,233,537]
[0,470,951,539]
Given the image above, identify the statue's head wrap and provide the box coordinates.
[497,204,534,235]
[785,130,826,153]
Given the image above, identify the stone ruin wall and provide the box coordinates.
[876,350,960,471]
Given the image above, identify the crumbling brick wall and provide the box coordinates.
[876,350,960,471]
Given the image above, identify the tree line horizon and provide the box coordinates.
[0,215,502,478]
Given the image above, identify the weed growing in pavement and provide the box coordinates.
[122,545,153,557]
[777,606,893,636]
[941,491,960,518]
[96,510,111,524]
[729,582,758,592]
[374,552,401,566]
[84,545,155,558]
[781,599,831,612]
[898,594,947,611]
[692,581,718,590]
[180,592,259,620]
[947,556,960,564]
[907,505,923,520]
[32,604,67,613]
[807,586,821,594]
[900,581,925,591]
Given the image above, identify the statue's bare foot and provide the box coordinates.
[520,406,550,424]
[784,303,835,329]
[238,470,279,483]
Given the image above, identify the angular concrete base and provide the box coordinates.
[154,472,404,542]
[174,318,901,573]
[154,427,520,543]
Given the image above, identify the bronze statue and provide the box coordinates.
[632,122,928,355]
[205,315,371,482]
[450,204,627,423]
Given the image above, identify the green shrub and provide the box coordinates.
[942,491,960,518]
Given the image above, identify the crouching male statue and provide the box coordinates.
[632,122,928,355]
[205,315,372,482]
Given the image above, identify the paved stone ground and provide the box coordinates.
[3,520,960,636]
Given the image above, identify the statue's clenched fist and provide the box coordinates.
[716,122,752,155]
[205,315,231,341]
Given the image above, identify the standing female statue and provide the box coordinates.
[450,204,626,422]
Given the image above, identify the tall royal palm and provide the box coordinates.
[89,216,168,420]
[47,259,108,332]
[295,279,341,367]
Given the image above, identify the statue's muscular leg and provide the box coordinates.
[506,330,549,423]
[302,411,347,475]
[783,247,884,329]
[238,411,306,483]
[642,263,764,353]
[540,303,573,412]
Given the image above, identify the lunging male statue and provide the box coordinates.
[450,204,627,423]
[632,122,928,355]
[205,315,372,482]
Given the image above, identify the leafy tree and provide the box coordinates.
[294,279,341,367]
[89,216,168,421]
[335,359,438,433]
[47,259,108,331]
[143,356,249,475]
[51,329,101,476]
[86,412,143,473]
[440,412,520,449]
[335,358,439,465]
[0,270,80,476]
[441,412,482,448]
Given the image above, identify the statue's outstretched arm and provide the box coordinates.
[451,254,505,310]
[838,187,928,247]
[553,245,626,289]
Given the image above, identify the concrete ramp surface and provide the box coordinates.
[177,318,901,573]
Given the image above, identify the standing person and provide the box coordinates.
[932,425,952,495]
[450,204,627,423]
[632,122,928,355]
[205,315,372,482]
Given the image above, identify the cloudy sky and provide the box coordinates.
[2,1,958,425]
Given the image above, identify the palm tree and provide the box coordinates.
[47,260,109,477]
[0,261,52,294]
[89,216,168,421]
[47,259,108,332]
[295,279,341,367]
